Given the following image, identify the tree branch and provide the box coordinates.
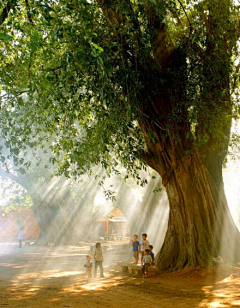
[0,0,18,25]
[0,167,20,185]
[24,0,33,24]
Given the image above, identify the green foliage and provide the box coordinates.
[0,33,13,40]
[0,0,239,178]
[0,176,33,216]
[6,194,33,211]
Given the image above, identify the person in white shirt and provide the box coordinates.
[139,233,150,265]
[18,229,23,248]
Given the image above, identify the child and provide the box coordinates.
[142,249,152,278]
[139,233,150,265]
[84,255,93,283]
[131,234,139,264]
[149,245,155,265]
[94,242,104,278]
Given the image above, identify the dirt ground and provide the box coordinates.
[0,243,240,308]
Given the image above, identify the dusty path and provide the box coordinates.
[0,243,240,308]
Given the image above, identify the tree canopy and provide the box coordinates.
[0,0,238,177]
[0,0,240,270]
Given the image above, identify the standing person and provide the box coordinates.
[142,249,152,278]
[18,228,23,248]
[139,233,150,265]
[94,242,104,278]
[149,245,155,265]
[131,234,139,264]
[84,255,93,283]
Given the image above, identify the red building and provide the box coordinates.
[0,206,40,241]
[95,208,130,239]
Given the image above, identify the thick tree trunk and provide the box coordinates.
[153,151,240,270]
[32,187,97,245]
[33,204,56,245]
[32,198,73,245]
[137,17,239,269]
[33,200,92,245]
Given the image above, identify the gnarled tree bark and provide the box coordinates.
[98,0,240,270]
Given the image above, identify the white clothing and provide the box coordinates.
[139,239,150,251]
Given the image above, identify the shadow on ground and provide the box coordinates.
[0,244,240,308]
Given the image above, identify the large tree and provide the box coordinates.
[0,0,240,269]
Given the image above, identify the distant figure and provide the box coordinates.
[94,242,104,278]
[139,233,150,265]
[84,255,93,283]
[18,229,23,248]
[142,249,152,278]
[131,234,139,264]
[149,245,155,265]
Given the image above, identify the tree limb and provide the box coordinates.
[0,0,18,25]
[0,167,20,185]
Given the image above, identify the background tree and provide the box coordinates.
[0,140,101,245]
[0,0,240,269]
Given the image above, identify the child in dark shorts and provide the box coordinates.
[142,249,152,278]
[131,234,139,264]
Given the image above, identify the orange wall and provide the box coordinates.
[0,208,40,241]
